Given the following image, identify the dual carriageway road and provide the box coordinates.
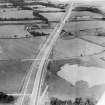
[8,1,105,105]
[14,1,74,105]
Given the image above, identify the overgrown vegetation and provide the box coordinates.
[73,6,104,15]
[0,92,15,103]
[50,97,96,105]
[30,31,49,37]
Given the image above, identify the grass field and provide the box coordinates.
[0,60,32,93]
[0,36,47,59]
[44,6,105,103]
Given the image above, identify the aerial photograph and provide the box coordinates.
[0,0,105,105]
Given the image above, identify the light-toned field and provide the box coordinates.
[46,70,105,102]
[0,9,34,18]
[40,12,64,21]
[0,25,28,37]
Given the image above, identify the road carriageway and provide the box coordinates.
[2,1,105,105]
[12,1,74,105]
[26,1,105,105]
[20,1,105,105]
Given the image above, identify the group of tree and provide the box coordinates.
[30,31,49,37]
[73,6,104,15]
[50,97,96,105]
[0,17,40,21]
[0,92,15,103]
